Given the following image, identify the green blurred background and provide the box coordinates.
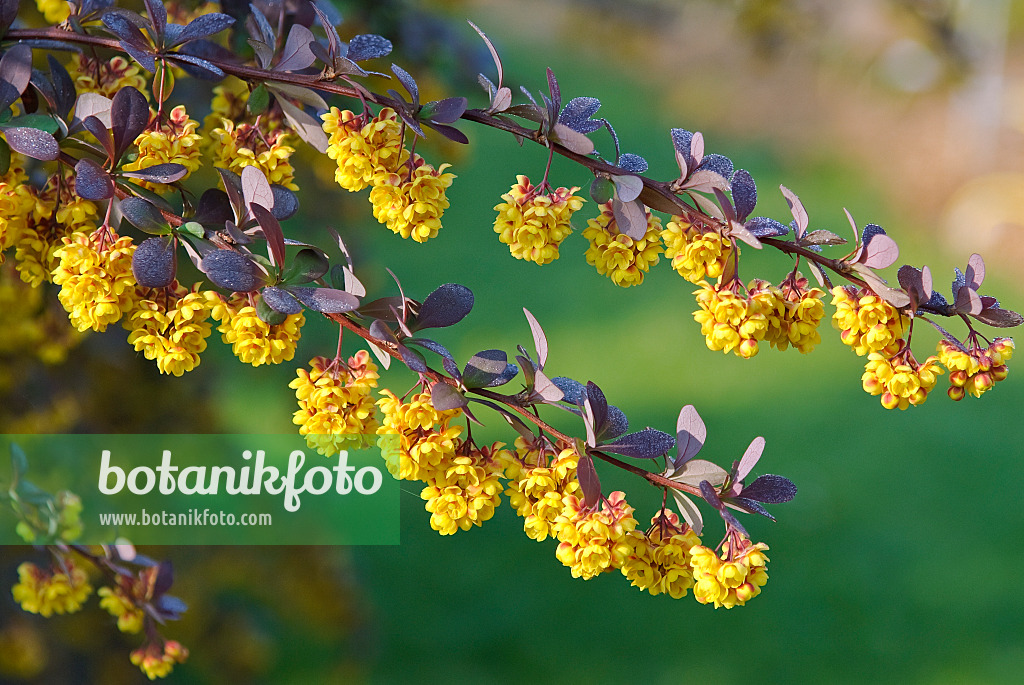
[3,0,1024,682]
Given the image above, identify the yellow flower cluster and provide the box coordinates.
[689,537,769,609]
[831,286,907,356]
[321,107,408,191]
[69,54,147,98]
[621,512,702,598]
[208,119,299,190]
[369,155,455,243]
[493,175,585,264]
[582,200,663,287]
[291,351,380,455]
[16,179,97,287]
[0,157,34,261]
[98,585,146,634]
[376,387,463,482]
[938,338,1013,401]
[553,491,638,580]
[130,641,188,680]
[12,561,92,617]
[207,293,304,366]
[204,76,250,132]
[52,230,138,332]
[124,282,212,376]
[751,276,826,354]
[35,0,70,23]
[862,352,943,409]
[663,217,735,283]
[122,105,203,191]
[421,442,509,535]
[693,281,769,358]
[504,438,581,541]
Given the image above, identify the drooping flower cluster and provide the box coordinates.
[420,442,509,535]
[621,511,702,598]
[689,535,769,609]
[937,338,1013,401]
[207,292,304,366]
[752,275,826,354]
[98,585,146,634]
[862,350,943,409]
[208,119,299,190]
[291,351,380,455]
[831,285,907,356]
[582,200,663,287]
[376,386,463,482]
[663,217,735,283]
[504,438,581,542]
[493,175,585,264]
[68,53,148,97]
[16,177,98,287]
[52,230,138,332]
[369,154,456,242]
[11,560,92,618]
[122,105,203,190]
[693,281,769,358]
[123,282,213,376]
[0,157,34,261]
[552,491,638,580]
[130,641,189,681]
[321,107,408,191]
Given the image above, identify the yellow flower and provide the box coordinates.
[321,107,408,191]
[98,586,145,634]
[52,230,138,331]
[862,351,942,410]
[131,641,189,680]
[208,292,304,366]
[938,338,1012,401]
[689,536,769,609]
[376,387,463,482]
[291,351,380,455]
[663,217,735,283]
[15,178,97,288]
[35,0,70,23]
[505,439,581,541]
[553,491,637,580]
[582,201,663,287]
[493,175,584,264]
[420,442,508,535]
[0,158,35,262]
[369,155,455,242]
[693,281,769,358]
[124,282,212,376]
[208,119,299,190]
[69,54,147,98]
[831,286,907,356]
[621,511,702,598]
[12,561,92,617]
[122,106,202,191]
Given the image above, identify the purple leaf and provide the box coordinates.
[261,286,303,315]
[275,24,317,72]
[577,454,601,509]
[396,343,427,373]
[132,236,177,288]
[200,250,260,292]
[746,216,790,238]
[415,283,474,330]
[391,63,419,103]
[3,127,59,161]
[558,96,602,134]
[690,131,705,167]
[611,197,648,240]
[741,474,797,503]
[675,404,705,467]
[120,162,188,184]
[119,196,170,234]
[699,480,723,510]
[672,491,704,536]
[585,382,608,434]
[166,53,224,80]
[697,153,733,180]
[727,497,776,521]
[248,203,285,269]
[102,11,151,51]
[780,185,808,236]
[429,382,467,411]
[671,128,694,170]
[599,428,675,460]
[965,253,985,290]
[736,436,765,482]
[287,286,360,314]
[612,174,644,203]
[172,13,234,47]
[861,232,899,270]
[462,349,508,388]
[551,376,585,405]
[0,45,33,112]
[523,308,548,368]
[550,123,595,155]
[423,97,467,124]
[142,0,166,43]
[617,153,647,173]
[731,169,757,221]
[533,369,564,402]
[407,338,455,364]
[467,20,504,87]
[110,86,149,160]
[74,158,114,200]
[346,33,392,62]
[973,307,1024,328]
[954,285,982,315]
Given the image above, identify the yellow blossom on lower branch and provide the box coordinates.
[130,641,189,680]
[831,285,907,356]
[553,491,637,580]
[689,537,770,609]
[862,351,943,409]
[52,230,137,332]
[123,282,212,376]
[376,387,463,482]
[208,118,299,190]
[207,292,304,366]
[291,351,380,455]
[420,443,509,535]
[0,158,34,261]
[504,438,581,542]
[321,106,408,191]
[622,512,702,599]
[12,561,92,618]
[98,585,145,634]
[369,155,455,242]
[493,175,584,264]
[583,201,663,287]
[663,216,735,283]
[938,338,1013,400]
[15,178,98,288]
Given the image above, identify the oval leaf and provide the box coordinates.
[415,283,474,330]
[200,250,260,292]
[672,459,727,488]
[132,236,177,288]
[261,286,303,315]
[287,286,359,313]
[75,158,115,200]
[736,436,765,482]
[741,474,797,504]
[675,405,706,466]
[429,382,467,411]
[599,428,674,460]
[3,126,59,161]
